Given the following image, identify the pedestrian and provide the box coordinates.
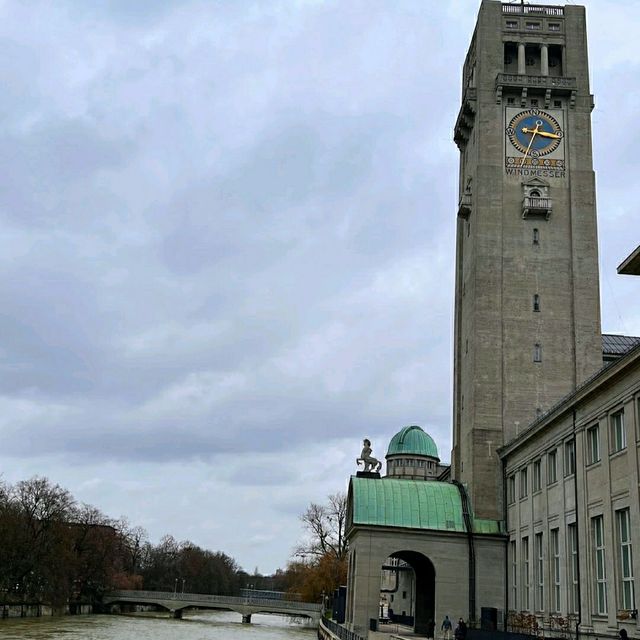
[619,629,628,640]
[426,618,435,640]
[454,618,468,640]
[442,615,453,640]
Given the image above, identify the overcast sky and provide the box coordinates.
[1,0,639,575]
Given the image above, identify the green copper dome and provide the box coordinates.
[386,425,439,459]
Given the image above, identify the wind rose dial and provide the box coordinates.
[505,109,563,159]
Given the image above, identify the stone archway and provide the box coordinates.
[385,550,435,636]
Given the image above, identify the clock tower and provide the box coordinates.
[452,1,602,519]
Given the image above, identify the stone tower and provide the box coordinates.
[451,1,602,519]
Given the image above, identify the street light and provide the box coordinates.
[182,579,186,594]
[174,578,178,595]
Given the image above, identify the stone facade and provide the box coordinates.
[501,345,640,635]
[452,0,602,521]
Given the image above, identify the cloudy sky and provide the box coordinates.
[1,0,639,574]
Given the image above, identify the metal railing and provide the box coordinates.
[502,5,564,17]
[321,615,366,640]
[496,74,576,90]
[105,590,321,612]
[524,196,551,210]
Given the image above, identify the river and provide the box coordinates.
[0,610,317,639]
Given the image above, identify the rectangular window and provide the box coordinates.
[617,509,635,610]
[508,475,516,504]
[587,424,600,464]
[533,228,540,245]
[534,343,542,363]
[507,96,515,105]
[551,528,561,612]
[533,459,541,492]
[549,23,561,31]
[533,294,540,312]
[506,20,518,28]
[568,523,579,614]
[554,100,562,108]
[520,467,529,499]
[610,410,626,453]
[548,449,557,484]
[535,532,544,611]
[511,540,518,609]
[564,439,576,477]
[592,515,607,615]
[531,98,539,107]
[522,537,530,610]
[526,22,541,30]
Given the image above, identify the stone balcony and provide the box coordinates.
[458,192,472,219]
[522,195,552,219]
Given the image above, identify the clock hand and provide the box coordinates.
[520,123,540,167]
[522,127,561,139]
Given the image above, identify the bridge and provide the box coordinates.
[102,589,323,625]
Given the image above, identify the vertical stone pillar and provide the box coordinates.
[540,43,549,76]
[517,42,526,75]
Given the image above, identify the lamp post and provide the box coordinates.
[174,578,178,596]
[182,579,186,594]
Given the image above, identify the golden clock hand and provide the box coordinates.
[520,123,540,167]
[522,127,561,139]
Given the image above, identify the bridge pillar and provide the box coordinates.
[171,609,183,619]
[242,614,252,624]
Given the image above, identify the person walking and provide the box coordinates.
[442,615,453,640]
[454,618,468,640]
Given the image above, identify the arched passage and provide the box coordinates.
[384,550,435,636]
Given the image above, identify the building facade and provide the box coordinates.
[452,0,602,521]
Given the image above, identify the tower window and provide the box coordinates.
[554,100,562,108]
[526,22,541,30]
[533,294,540,312]
[506,20,518,29]
[534,343,542,362]
[549,23,560,32]
[530,99,538,107]
[507,97,515,105]
[533,228,540,245]
[465,339,468,354]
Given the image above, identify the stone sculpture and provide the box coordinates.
[356,439,382,472]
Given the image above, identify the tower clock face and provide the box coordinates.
[504,107,565,177]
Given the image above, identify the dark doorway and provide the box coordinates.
[387,550,435,636]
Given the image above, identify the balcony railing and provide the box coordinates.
[523,196,552,219]
[502,4,564,16]
[496,73,577,91]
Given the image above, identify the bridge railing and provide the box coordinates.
[105,590,322,612]
[321,615,366,640]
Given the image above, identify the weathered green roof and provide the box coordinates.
[386,425,439,459]
[472,518,503,535]
[350,478,465,532]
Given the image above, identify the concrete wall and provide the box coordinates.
[346,527,505,637]
[503,351,640,636]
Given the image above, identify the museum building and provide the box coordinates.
[338,2,640,639]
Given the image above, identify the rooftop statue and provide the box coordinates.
[356,439,382,473]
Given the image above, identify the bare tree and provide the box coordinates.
[296,492,347,562]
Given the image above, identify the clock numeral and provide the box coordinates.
[506,127,515,136]
[531,108,541,116]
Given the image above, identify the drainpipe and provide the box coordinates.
[453,480,476,623]
[572,409,582,640]
[502,455,509,632]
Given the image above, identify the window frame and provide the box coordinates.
[610,410,626,454]
[564,439,576,477]
[587,424,600,465]
[616,508,635,611]
[547,449,558,484]
[551,528,561,613]
[532,459,542,492]
[592,515,608,615]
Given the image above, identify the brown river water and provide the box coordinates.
[0,610,317,639]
